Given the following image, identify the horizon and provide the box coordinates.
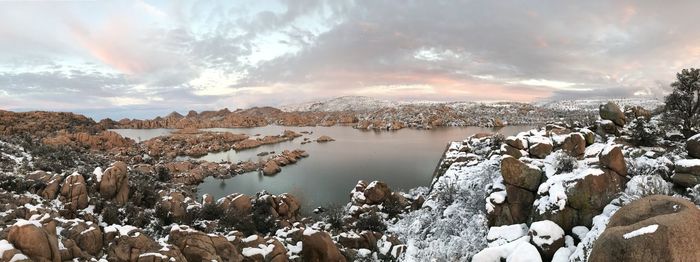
[1,1,697,119]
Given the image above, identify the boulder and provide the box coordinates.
[671,159,700,187]
[599,102,626,126]
[363,181,391,204]
[597,120,620,136]
[7,221,62,262]
[567,169,626,227]
[580,128,595,145]
[599,145,627,177]
[262,161,281,176]
[301,230,346,262]
[589,195,700,261]
[59,173,89,212]
[500,156,543,192]
[505,136,527,150]
[217,193,253,214]
[502,144,524,158]
[529,140,553,159]
[528,220,565,260]
[99,161,129,205]
[561,133,586,158]
[687,133,700,159]
[169,225,243,262]
[317,135,335,143]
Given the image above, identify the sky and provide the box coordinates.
[1,0,699,120]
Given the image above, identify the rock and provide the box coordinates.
[625,105,651,120]
[599,101,626,127]
[589,195,700,261]
[502,144,524,158]
[686,133,700,159]
[363,181,391,204]
[262,161,281,176]
[106,229,160,261]
[301,230,346,262]
[528,140,553,159]
[597,120,620,136]
[671,159,700,187]
[528,220,565,260]
[59,173,89,212]
[157,191,191,221]
[560,133,586,158]
[580,128,595,145]
[217,193,253,214]
[64,222,102,256]
[170,225,243,262]
[567,169,626,227]
[506,136,527,150]
[599,145,627,177]
[7,221,62,262]
[99,161,129,205]
[317,135,335,142]
[500,156,543,192]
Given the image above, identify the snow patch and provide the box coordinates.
[623,224,658,239]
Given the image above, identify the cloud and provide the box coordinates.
[2,0,700,119]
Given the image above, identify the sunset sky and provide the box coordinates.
[1,0,699,119]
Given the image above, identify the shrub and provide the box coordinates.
[383,194,406,218]
[101,204,121,225]
[619,175,672,205]
[553,152,577,174]
[322,205,346,232]
[490,134,505,150]
[129,174,162,208]
[219,209,256,235]
[199,203,224,221]
[664,68,700,134]
[436,176,459,205]
[154,204,173,226]
[687,185,700,206]
[355,211,387,232]
[628,117,661,147]
[251,199,277,234]
[0,175,34,194]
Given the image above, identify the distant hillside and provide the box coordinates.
[280,96,399,112]
[536,98,664,111]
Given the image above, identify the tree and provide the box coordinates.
[664,68,700,135]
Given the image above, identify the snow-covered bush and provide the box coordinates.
[552,152,578,175]
[619,175,672,205]
[687,185,700,206]
[627,117,661,146]
[389,157,500,261]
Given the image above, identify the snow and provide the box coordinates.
[13,219,42,228]
[93,167,103,182]
[9,253,28,262]
[242,235,259,243]
[623,224,658,239]
[529,220,564,247]
[105,225,138,236]
[242,244,275,258]
[302,227,318,236]
[551,247,573,262]
[473,236,541,262]
[571,226,589,240]
[139,253,168,258]
[0,240,15,257]
[675,159,700,168]
[535,166,605,215]
[486,224,529,246]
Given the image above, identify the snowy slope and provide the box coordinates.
[536,98,664,111]
[279,96,399,112]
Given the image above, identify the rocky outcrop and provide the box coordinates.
[7,221,62,262]
[59,173,89,212]
[169,225,243,261]
[589,195,700,261]
[262,161,281,176]
[599,101,626,127]
[560,133,586,158]
[488,156,543,226]
[363,181,391,205]
[599,145,627,177]
[317,135,335,143]
[671,159,700,187]
[301,230,346,262]
[686,133,700,159]
[99,161,129,205]
[42,130,135,151]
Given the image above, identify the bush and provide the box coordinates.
[129,174,162,208]
[490,134,505,150]
[436,176,459,205]
[251,199,277,234]
[322,205,346,232]
[0,175,34,194]
[553,152,577,174]
[383,194,406,218]
[355,211,387,232]
[620,175,672,205]
[628,117,660,147]
[219,209,256,235]
[101,204,121,225]
[199,203,224,221]
[687,185,700,206]
[154,204,173,226]
[664,68,700,134]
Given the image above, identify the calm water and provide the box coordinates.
[114,125,534,209]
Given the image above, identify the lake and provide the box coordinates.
[113,125,535,210]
